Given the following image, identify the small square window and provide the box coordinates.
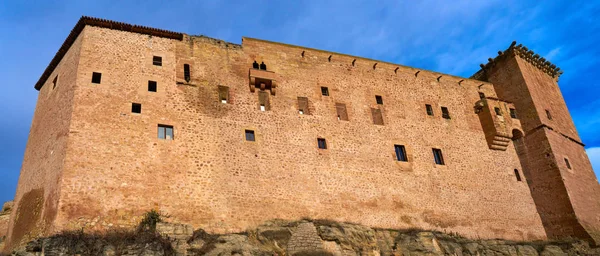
[426,104,434,116]
[153,56,162,66]
[394,145,407,162]
[245,130,255,141]
[432,148,445,165]
[321,87,329,96]
[158,125,173,140]
[92,72,102,84]
[546,109,552,120]
[510,108,518,119]
[495,107,502,116]
[375,95,383,105]
[479,92,485,99]
[132,103,141,113]
[441,107,450,119]
[317,138,327,149]
[148,81,157,92]
[565,158,571,170]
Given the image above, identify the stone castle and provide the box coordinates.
[4,16,600,250]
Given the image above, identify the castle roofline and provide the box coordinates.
[34,16,183,91]
[36,16,493,91]
[470,41,563,81]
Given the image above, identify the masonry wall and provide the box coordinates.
[34,26,548,242]
[4,33,84,251]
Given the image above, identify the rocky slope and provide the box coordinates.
[8,218,600,255]
[0,201,13,252]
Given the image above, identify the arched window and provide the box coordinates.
[184,64,191,82]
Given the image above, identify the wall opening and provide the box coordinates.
[218,85,229,104]
[336,103,348,121]
[376,95,383,105]
[546,109,553,120]
[148,81,157,92]
[258,91,270,111]
[92,72,102,84]
[371,108,383,125]
[317,138,327,149]
[432,148,445,165]
[158,124,174,140]
[184,64,191,82]
[245,130,255,141]
[321,87,329,96]
[153,56,162,66]
[510,108,518,118]
[131,103,141,113]
[565,158,572,170]
[479,92,485,99]
[298,97,310,115]
[395,145,407,162]
[52,75,58,89]
[495,107,502,116]
[426,104,434,116]
[441,107,451,119]
[514,169,522,181]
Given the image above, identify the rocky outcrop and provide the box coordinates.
[0,201,14,252]
[9,218,600,255]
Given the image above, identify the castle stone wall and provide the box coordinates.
[43,26,547,241]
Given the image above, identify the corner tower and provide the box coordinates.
[472,42,600,243]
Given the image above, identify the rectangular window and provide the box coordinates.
[514,169,522,181]
[565,158,571,169]
[375,95,383,105]
[148,81,157,92]
[394,145,407,162]
[321,87,329,96]
[153,56,162,66]
[298,96,310,115]
[335,103,348,121]
[441,107,450,119]
[546,109,552,120]
[245,130,255,141]
[52,75,58,89]
[218,85,229,104]
[92,72,102,84]
[432,148,445,165]
[158,125,173,140]
[132,103,141,113]
[510,108,518,119]
[479,92,485,99]
[495,107,502,116]
[259,91,270,111]
[184,64,191,82]
[426,104,434,116]
[371,108,384,125]
[317,138,327,149]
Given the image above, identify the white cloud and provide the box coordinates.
[586,147,600,178]
[545,47,561,61]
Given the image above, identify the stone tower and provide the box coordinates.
[472,42,600,244]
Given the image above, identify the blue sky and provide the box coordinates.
[0,1,599,204]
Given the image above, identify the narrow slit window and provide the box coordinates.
[317,138,327,149]
[546,109,552,120]
[371,108,384,125]
[148,81,157,92]
[375,95,383,105]
[495,107,502,116]
[510,108,518,119]
[153,56,162,66]
[218,85,229,104]
[321,87,329,96]
[92,72,102,84]
[184,64,191,82]
[394,145,407,162]
[432,148,445,165]
[565,158,572,170]
[158,125,173,140]
[514,169,522,181]
[441,107,450,119]
[131,103,141,113]
[479,92,485,99]
[245,130,255,141]
[336,103,348,121]
[426,104,434,116]
[52,75,58,89]
[298,97,310,115]
[258,91,270,111]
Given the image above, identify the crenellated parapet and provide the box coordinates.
[471,41,563,81]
